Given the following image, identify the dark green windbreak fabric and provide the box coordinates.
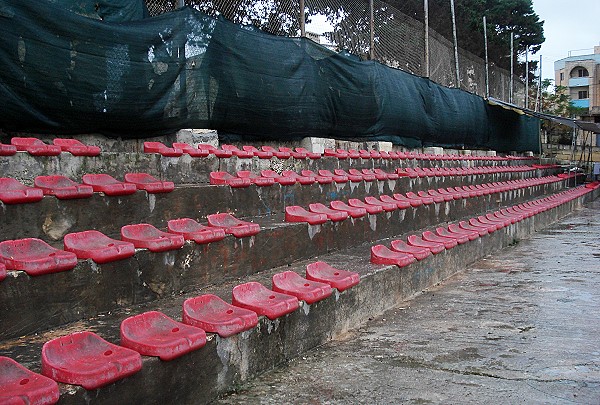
[0,0,539,152]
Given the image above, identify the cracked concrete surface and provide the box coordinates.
[216,200,600,404]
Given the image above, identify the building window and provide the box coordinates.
[570,66,589,78]
[578,90,588,99]
[560,72,564,81]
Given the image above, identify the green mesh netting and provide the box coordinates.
[0,0,539,152]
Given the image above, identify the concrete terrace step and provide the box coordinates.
[1,170,550,244]
[1,185,596,405]
[0,179,571,340]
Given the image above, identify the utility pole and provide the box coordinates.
[483,16,489,98]
[450,0,460,88]
[424,0,430,77]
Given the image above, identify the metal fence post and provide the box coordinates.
[483,16,489,98]
[299,0,305,37]
[424,0,429,77]
[510,32,514,103]
[177,0,184,8]
[525,46,529,109]
[369,0,375,60]
[449,0,460,88]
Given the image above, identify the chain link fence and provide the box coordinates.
[145,0,524,105]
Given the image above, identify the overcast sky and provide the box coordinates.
[532,0,600,80]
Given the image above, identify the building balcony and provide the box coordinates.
[571,99,590,109]
[569,77,590,87]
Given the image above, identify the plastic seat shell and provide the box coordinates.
[0,178,44,204]
[53,138,100,156]
[207,213,260,237]
[124,173,174,193]
[390,239,431,260]
[82,174,137,196]
[329,200,367,218]
[210,171,252,188]
[0,356,60,405]
[371,245,416,267]
[305,261,359,291]
[406,235,445,254]
[272,271,333,304]
[41,331,142,390]
[121,224,185,252]
[34,175,94,199]
[232,282,299,320]
[309,203,348,222]
[64,230,135,263]
[167,218,227,244]
[183,294,259,338]
[285,206,328,225]
[0,238,77,276]
[120,311,206,361]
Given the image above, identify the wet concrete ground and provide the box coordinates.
[216,200,600,404]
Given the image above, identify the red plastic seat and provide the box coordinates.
[183,294,258,337]
[82,174,137,196]
[470,217,498,233]
[232,282,299,319]
[407,191,434,205]
[279,146,306,159]
[120,311,206,361]
[348,198,384,214]
[428,190,453,202]
[392,193,422,208]
[379,195,411,209]
[305,261,359,291]
[347,149,361,159]
[11,137,61,156]
[390,239,431,260]
[34,175,94,199]
[261,146,290,159]
[207,213,260,237]
[373,168,399,180]
[0,178,44,204]
[0,263,5,282]
[369,150,382,159]
[260,170,296,186]
[0,356,60,405]
[301,169,333,184]
[0,238,77,276]
[242,145,273,159]
[124,173,174,193]
[41,331,142,390]
[236,171,275,186]
[477,215,504,230]
[370,245,416,267]
[419,190,444,204]
[221,144,254,158]
[198,144,233,158]
[349,169,375,182]
[210,171,251,188]
[121,224,185,252]
[422,231,457,249]
[285,206,328,225]
[53,138,101,156]
[282,170,316,185]
[143,141,183,157]
[324,148,346,158]
[318,169,348,183]
[361,168,386,181]
[295,147,321,159]
[309,203,348,222]
[334,169,362,182]
[364,196,397,212]
[358,149,372,159]
[447,224,479,241]
[0,143,17,156]
[436,227,469,244]
[329,200,367,218]
[272,271,332,304]
[167,218,227,244]
[171,142,210,157]
[458,220,490,236]
[64,230,135,264]
[407,234,445,254]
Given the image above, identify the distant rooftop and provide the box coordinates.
[554,44,600,71]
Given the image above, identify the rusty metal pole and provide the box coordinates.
[510,32,514,103]
[483,16,489,98]
[299,0,305,37]
[369,0,375,60]
[424,0,429,77]
[449,0,460,88]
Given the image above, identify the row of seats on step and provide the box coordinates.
[144,141,512,162]
[0,173,173,204]
[210,166,536,188]
[0,214,258,279]
[1,261,359,403]
[284,176,564,224]
[0,137,100,156]
[370,184,596,267]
